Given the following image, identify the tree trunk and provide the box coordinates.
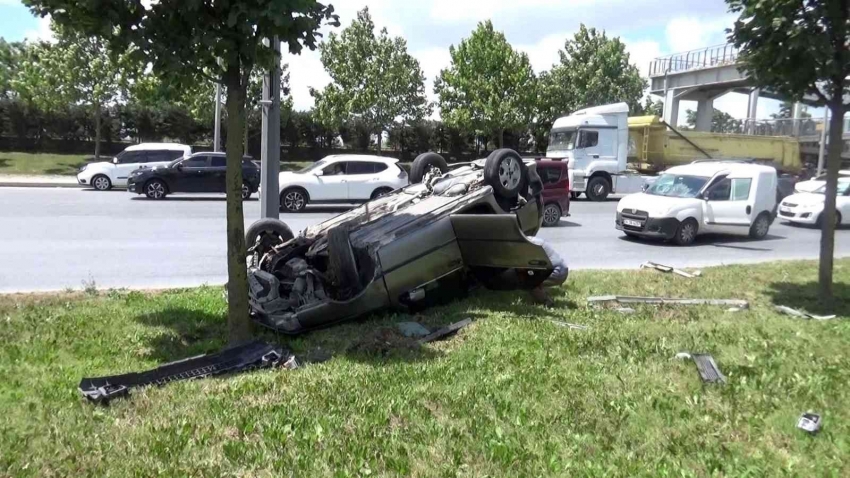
[818,94,846,304]
[244,105,250,156]
[224,66,252,344]
[93,103,102,161]
[498,129,504,149]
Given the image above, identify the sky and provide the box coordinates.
[2,0,804,124]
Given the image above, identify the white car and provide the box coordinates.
[779,179,850,227]
[616,162,777,245]
[278,155,408,212]
[77,143,192,190]
[794,170,850,193]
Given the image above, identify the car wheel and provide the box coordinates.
[585,176,610,201]
[542,203,561,227]
[144,179,167,200]
[673,218,698,246]
[816,211,842,229]
[410,152,448,183]
[280,188,308,213]
[328,225,360,292]
[370,187,393,200]
[91,175,112,191]
[245,218,294,251]
[749,212,771,239]
[484,149,528,198]
[241,183,252,200]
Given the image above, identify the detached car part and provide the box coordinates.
[79,341,287,404]
[247,149,554,334]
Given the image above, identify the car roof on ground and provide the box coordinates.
[665,162,776,177]
[125,143,191,151]
[322,154,399,163]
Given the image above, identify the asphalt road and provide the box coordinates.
[1,187,849,293]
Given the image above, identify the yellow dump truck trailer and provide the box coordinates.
[627,115,801,174]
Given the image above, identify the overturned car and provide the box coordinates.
[246,149,556,334]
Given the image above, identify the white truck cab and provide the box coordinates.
[615,162,778,245]
[547,102,645,201]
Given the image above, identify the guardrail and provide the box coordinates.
[649,43,740,77]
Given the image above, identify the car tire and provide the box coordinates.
[327,225,360,292]
[542,203,561,227]
[484,149,528,198]
[749,212,771,239]
[92,175,112,191]
[144,179,168,200]
[672,218,698,246]
[816,211,841,229]
[585,176,610,201]
[410,152,448,183]
[280,188,308,213]
[245,218,294,250]
[370,187,393,200]
[241,182,252,200]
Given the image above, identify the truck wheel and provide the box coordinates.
[585,176,610,201]
[410,152,448,183]
[484,149,528,198]
[749,213,771,239]
[542,203,561,227]
[672,218,698,246]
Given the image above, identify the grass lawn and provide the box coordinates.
[0,152,93,176]
[2,260,849,476]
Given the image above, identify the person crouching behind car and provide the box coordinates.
[527,236,568,306]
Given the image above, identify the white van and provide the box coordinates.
[616,162,778,245]
[77,143,192,190]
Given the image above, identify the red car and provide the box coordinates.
[535,159,571,227]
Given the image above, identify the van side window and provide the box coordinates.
[579,131,599,148]
[147,151,175,163]
[706,178,732,201]
[730,178,752,201]
[117,151,143,164]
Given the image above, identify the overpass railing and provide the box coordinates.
[649,43,740,77]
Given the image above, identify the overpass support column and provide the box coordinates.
[746,88,760,134]
[663,89,680,126]
[695,97,714,132]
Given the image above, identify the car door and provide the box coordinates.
[346,161,381,200]
[312,161,349,201]
[209,156,228,192]
[450,214,552,270]
[702,175,754,234]
[174,155,210,192]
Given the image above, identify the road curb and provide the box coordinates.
[0,182,83,188]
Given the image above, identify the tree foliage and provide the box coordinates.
[728,0,849,302]
[311,8,429,152]
[435,20,536,148]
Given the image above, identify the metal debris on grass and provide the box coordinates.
[640,261,702,278]
[774,305,837,321]
[417,318,472,344]
[588,295,748,308]
[548,319,588,330]
[396,321,431,338]
[675,352,726,383]
[797,412,822,434]
[615,307,636,314]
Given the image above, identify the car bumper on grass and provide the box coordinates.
[616,212,679,239]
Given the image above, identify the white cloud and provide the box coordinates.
[516,33,567,74]
[22,14,54,43]
[664,15,734,54]
[622,39,662,79]
[285,49,330,112]
[430,0,565,23]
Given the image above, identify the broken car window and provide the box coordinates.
[645,174,708,198]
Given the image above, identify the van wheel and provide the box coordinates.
[749,213,771,239]
[586,176,610,201]
[92,175,112,191]
[542,203,561,227]
[673,218,698,246]
[484,149,528,198]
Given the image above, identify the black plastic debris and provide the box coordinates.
[79,340,288,404]
[797,412,822,434]
[417,319,472,344]
[675,352,726,384]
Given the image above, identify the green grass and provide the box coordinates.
[0,152,93,175]
[2,260,849,476]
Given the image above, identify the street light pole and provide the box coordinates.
[213,84,222,152]
[260,37,281,218]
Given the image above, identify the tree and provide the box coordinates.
[641,97,664,117]
[311,8,429,153]
[728,0,849,302]
[685,107,743,133]
[25,0,337,343]
[0,39,26,99]
[436,20,536,148]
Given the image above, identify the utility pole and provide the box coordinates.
[213,84,222,152]
[260,37,281,218]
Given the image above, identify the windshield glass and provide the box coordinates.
[814,181,850,195]
[548,129,577,151]
[645,174,710,198]
[298,159,329,173]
